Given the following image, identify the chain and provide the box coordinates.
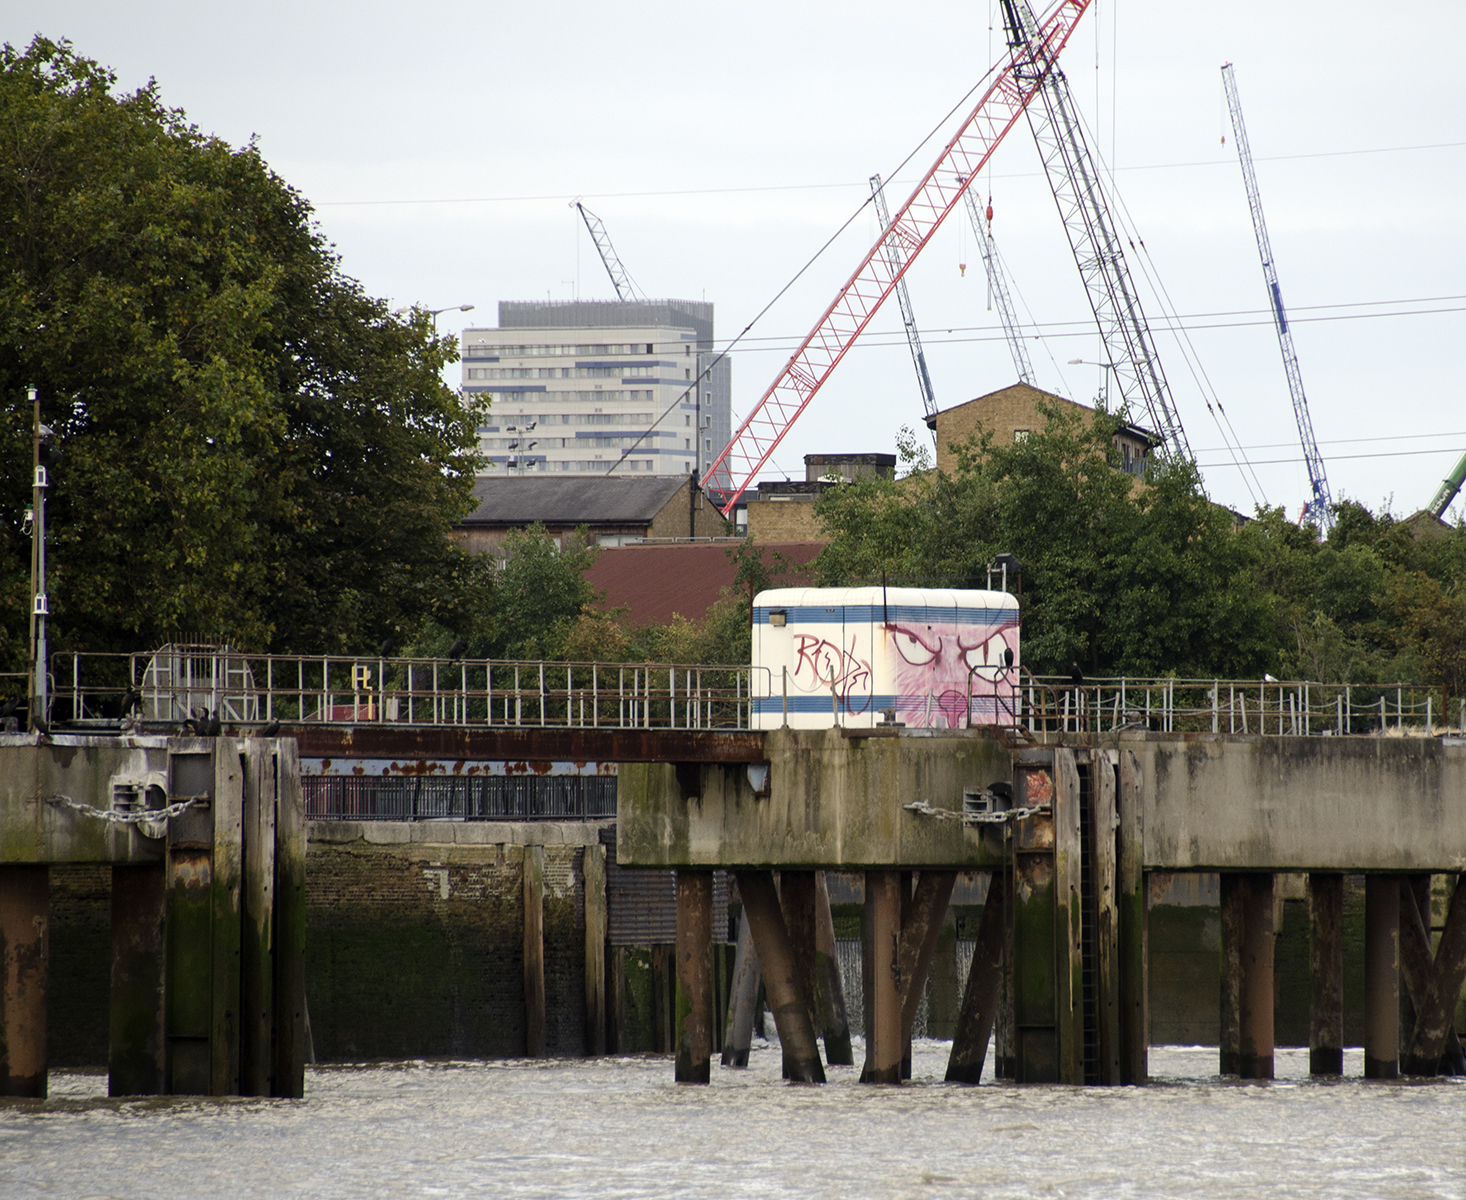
[44,793,208,824]
[903,799,1047,826]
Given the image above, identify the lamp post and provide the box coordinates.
[26,386,49,731]
[391,303,475,332]
[1067,358,1117,409]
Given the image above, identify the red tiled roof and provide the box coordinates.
[584,541,823,627]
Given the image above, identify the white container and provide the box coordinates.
[751,586,1020,730]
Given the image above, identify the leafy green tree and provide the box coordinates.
[484,525,598,659]
[0,38,485,667]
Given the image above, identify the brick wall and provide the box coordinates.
[746,497,824,543]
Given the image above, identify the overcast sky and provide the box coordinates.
[11,0,1466,519]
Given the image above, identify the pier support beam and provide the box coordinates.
[272,741,307,1099]
[1116,750,1148,1084]
[1364,874,1399,1080]
[779,871,818,1034]
[863,870,903,1083]
[0,866,48,1098]
[1237,873,1275,1080]
[1308,872,1344,1076]
[721,911,760,1067]
[735,871,824,1082]
[523,845,546,1058]
[898,871,957,1059]
[583,844,607,1057]
[109,865,166,1096]
[813,872,853,1065]
[1219,874,1242,1076]
[946,869,1006,1083]
[1403,874,1466,1076]
[674,870,712,1083]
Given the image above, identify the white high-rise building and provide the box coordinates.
[462,300,732,478]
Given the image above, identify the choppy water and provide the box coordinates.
[2,1043,1462,1199]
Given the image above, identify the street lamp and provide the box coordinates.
[391,303,475,331]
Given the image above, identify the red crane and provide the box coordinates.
[705,0,1092,514]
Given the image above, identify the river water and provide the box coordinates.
[2,1043,1462,1199]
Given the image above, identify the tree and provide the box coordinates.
[0,38,486,668]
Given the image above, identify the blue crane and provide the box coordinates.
[1222,63,1333,529]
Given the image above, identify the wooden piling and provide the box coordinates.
[1053,749,1084,1085]
[898,870,957,1050]
[209,742,244,1097]
[1364,874,1399,1080]
[1402,873,1466,1075]
[0,865,49,1098]
[863,869,903,1084]
[1116,749,1148,1085]
[583,844,608,1057]
[523,845,546,1058]
[166,751,217,1095]
[109,865,166,1096]
[945,869,1006,1083]
[272,739,307,1099]
[779,870,819,1031]
[722,910,760,1067]
[1237,873,1275,1080]
[240,743,276,1097]
[1219,873,1243,1076]
[674,870,712,1083]
[1091,753,1121,1085]
[813,871,853,1065]
[1012,808,1058,1082]
[1307,872,1344,1076]
[736,870,824,1082]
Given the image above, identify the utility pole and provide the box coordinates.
[26,386,49,730]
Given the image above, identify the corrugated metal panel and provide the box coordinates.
[303,774,616,821]
[602,828,727,946]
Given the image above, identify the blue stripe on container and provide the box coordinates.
[754,604,1016,626]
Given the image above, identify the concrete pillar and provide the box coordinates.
[722,910,760,1068]
[1219,873,1244,1076]
[779,871,819,1032]
[674,870,712,1084]
[1308,872,1344,1076]
[813,872,853,1065]
[735,871,824,1082]
[1116,750,1148,1085]
[109,865,166,1096]
[1364,874,1399,1080]
[1237,873,1275,1080]
[583,844,607,1057]
[946,869,1006,1083]
[523,845,546,1058]
[1403,873,1466,1076]
[0,865,48,1098]
[240,744,276,1097]
[272,739,307,1099]
[863,870,903,1084]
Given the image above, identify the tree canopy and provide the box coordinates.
[0,37,486,667]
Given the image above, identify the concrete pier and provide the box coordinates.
[1364,874,1399,1080]
[674,870,712,1083]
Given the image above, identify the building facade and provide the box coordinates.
[462,300,732,479]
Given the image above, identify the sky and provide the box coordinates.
[10,0,1466,520]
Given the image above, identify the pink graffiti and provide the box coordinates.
[793,634,874,712]
[887,621,1017,729]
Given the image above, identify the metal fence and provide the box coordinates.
[303,773,618,821]
[45,647,763,732]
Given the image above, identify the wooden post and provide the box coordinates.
[1219,873,1243,1076]
[863,869,902,1084]
[1116,749,1147,1084]
[898,871,957,1049]
[583,844,607,1057]
[523,845,546,1058]
[1053,749,1084,1085]
[1403,873,1466,1075]
[209,741,243,1097]
[272,739,307,1098]
[1364,874,1399,1080]
[166,750,216,1095]
[779,870,819,1032]
[674,870,712,1083]
[1012,804,1058,1083]
[1308,872,1344,1076]
[946,869,1006,1083]
[735,870,824,1082]
[722,910,760,1068]
[1238,873,1275,1080]
[109,865,166,1096]
[0,865,48,1098]
[1091,752,1121,1085]
[240,742,275,1097]
[813,871,853,1065]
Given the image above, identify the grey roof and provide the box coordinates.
[460,474,692,528]
[497,299,714,348]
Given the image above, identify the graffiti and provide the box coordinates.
[793,634,873,712]
[886,621,1018,729]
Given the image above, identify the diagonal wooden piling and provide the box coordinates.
[945,869,1005,1083]
[736,870,824,1082]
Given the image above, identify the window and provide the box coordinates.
[685,439,691,449]
[1013,429,1031,442]
[705,438,712,451]
[685,369,691,379]
[685,415,690,425]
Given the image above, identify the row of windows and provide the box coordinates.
[484,413,653,430]
[485,459,659,473]
[468,365,662,381]
[465,342,658,358]
[482,435,669,451]
[480,389,657,404]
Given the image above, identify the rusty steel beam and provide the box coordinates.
[285,725,767,764]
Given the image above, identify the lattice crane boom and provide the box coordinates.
[1221,63,1333,528]
[870,173,939,419]
[704,0,1092,514]
[1002,0,1192,464]
[964,187,1035,385]
[574,200,645,302]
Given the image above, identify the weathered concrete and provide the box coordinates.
[674,870,712,1083]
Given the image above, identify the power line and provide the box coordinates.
[1199,445,1466,468]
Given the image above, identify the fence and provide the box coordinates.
[303,773,617,821]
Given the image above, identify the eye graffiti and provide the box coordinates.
[885,622,1019,729]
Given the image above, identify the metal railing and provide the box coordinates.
[45,649,764,732]
[303,773,617,821]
